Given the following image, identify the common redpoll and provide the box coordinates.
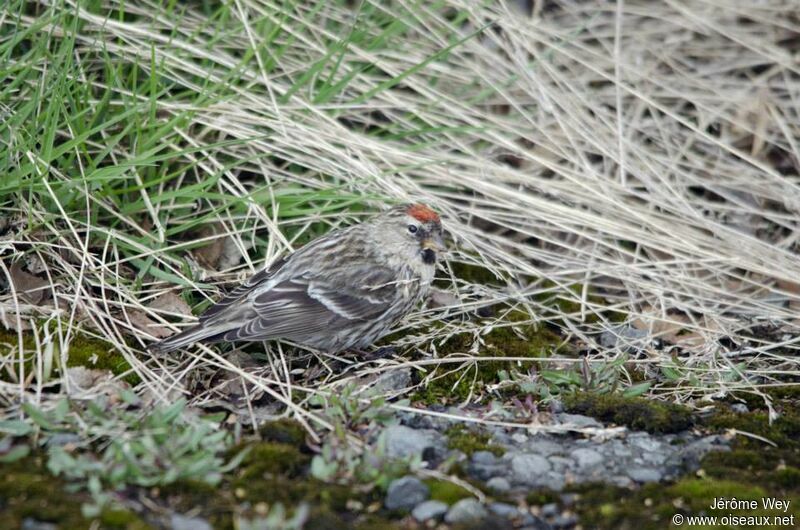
[150,204,445,354]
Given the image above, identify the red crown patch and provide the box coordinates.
[407,204,440,223]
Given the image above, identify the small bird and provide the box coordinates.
[150,203,445,354]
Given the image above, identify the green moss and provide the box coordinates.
[100,509,153,529]
[446,425,504,456]
[425,479,472,504]
[698,404,800,498]
[563,392,693,434]
[65,334,139,384]
[233,441,309,483]
[0,328,138,385]
[0,454,153,529]
[413,311,564,405]
[703,406,800,449]
[258,419,307,445]
[572,477,795,530]
[525,490,561,506]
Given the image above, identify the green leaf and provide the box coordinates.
[622,381,653,398]
[0,420,33,436]
[0,444,30,463]
[22,403,56,430]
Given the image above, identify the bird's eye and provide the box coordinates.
[407,225,418,234]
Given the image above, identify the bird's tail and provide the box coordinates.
[149,323,220,354]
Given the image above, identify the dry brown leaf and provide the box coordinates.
[191,224,245,271]
[193,229,225,269]
[777,278,800,295]
[127,310,173,339]
[65,366,130,401]
[9,262,51,305]
[148,291,192,316]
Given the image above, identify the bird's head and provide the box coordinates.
[376,203,445,266]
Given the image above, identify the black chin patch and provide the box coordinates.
[421,248,436,265]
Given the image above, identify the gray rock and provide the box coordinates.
[520,514,555,529]
[609,475,635,488]
[549,456,575,472]
[556,413,603,429]
[642,450,667,465]
[486,476,511,492]
[445,498,488,524]
[541,503,559,517]
[170,515,212,530]
[627,467,663,483]
[468,450,507,481]
[541,471,566,491]
[385,476,429,510]
[671,435,729,469]
[411,500,448,522]
[730,403,749,414]
[511,432,528,444]
[629,434,662,453]
[526,438,563,456]
[384,425,445,461]
[570,448,603,470]
[511,453,552,485]
[488,502,519,518]
[373,369,411,393]
[472,450,499,465]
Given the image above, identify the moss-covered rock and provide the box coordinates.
[425,479,472,504]
[563,392,693,434]
[565,390,800,529]
[446,424,504,457]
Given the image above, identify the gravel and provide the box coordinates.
[381,403,731,529]
[487,476,511,492]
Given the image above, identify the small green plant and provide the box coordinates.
[309,384,413,490]
[500,355,652,400]
[12,395,246,515]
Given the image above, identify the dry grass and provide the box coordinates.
[2,0,800,434]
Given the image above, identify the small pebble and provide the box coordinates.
[570,448,604,470]
[488,502,519,518]
[385,476,429,510]
[411,500,448,522]
[627,467,663,483]
[487,476,511,492]
[444,498,488,523]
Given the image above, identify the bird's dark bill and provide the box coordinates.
[421,248,436,265]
